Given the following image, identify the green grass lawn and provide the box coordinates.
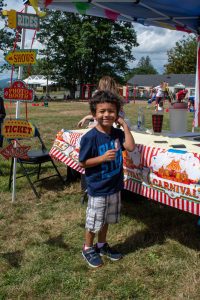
[0,101,200,299]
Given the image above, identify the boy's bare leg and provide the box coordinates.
[98,223,108,243]
[85,230,95,247]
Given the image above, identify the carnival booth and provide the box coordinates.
[28,0,200,216]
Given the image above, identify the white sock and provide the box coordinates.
[97,242,105,248]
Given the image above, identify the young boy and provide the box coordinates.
[79,90,135,268]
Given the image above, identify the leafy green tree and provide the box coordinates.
[126,55,158,80]
[0,29,16,53]
[36,11,138,97]
[0,29,18,73]
[0,0,19,72]
[136,56,158,73]
[164,36,197,74]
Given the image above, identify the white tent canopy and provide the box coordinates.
[24,75,57,86]
[174,83,185,89]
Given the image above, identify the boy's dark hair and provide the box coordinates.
[89,90,122,115]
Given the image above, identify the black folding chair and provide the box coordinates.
[9,126,65,198]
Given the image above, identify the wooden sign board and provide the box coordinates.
[17,12,40,30]
[5,50,37,66]
[2,119,35,139]
[0,141,30,160]
[4,9,40,30]
[3,80,34,102]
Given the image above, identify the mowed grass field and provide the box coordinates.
[1,101,200,299]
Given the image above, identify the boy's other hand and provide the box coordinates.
[103,149,116,161]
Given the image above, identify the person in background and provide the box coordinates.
[78,114,97,129]
[79,90,135,268]
[162,81,169,99]
[188,96,195,112]
[147,86,156,105]
[0,96,6,147]
[77,76,128,128]
[157,100,164,112]
[155,82,164,110]
[176,88,188,102]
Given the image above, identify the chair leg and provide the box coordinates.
[9,158,14,190]
[19,161,40,199]
[37,163,41,180]
[50,159,65,184]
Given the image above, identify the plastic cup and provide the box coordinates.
[152,114,163,133]
[169,108,187,134]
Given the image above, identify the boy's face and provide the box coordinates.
[93,102,117,128]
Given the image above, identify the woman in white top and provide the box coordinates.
[154,82,164,111]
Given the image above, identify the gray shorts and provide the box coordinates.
[85,191,121,233]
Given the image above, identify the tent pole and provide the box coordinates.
[194,36,200,130]
[12,5,27,202]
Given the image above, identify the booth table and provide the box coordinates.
[50,129,200,216]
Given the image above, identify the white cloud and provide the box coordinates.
[131,23,192,73]
[3,0,27,11]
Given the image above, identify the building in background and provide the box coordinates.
[127,74,195,100]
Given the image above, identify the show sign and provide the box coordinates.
[4,80,34,102]
[5,50,37,66]
[2,120,35,139]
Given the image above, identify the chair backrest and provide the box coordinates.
[34,126,47,152]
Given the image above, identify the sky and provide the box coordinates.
[132,24,189,73]
[0,0,191,77]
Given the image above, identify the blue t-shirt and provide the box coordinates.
[79,127,125,197]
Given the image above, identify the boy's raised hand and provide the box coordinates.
[117,117,135,152]
[116,116,127,128]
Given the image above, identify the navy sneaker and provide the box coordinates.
[82,246,103,268]
[96,243,122,261]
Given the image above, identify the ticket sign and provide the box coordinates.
[5,50,37,66]
[17,12,40,30]
[4,80,34,102]
[2,119,35,139]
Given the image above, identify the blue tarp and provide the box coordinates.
[37,0,200,34]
